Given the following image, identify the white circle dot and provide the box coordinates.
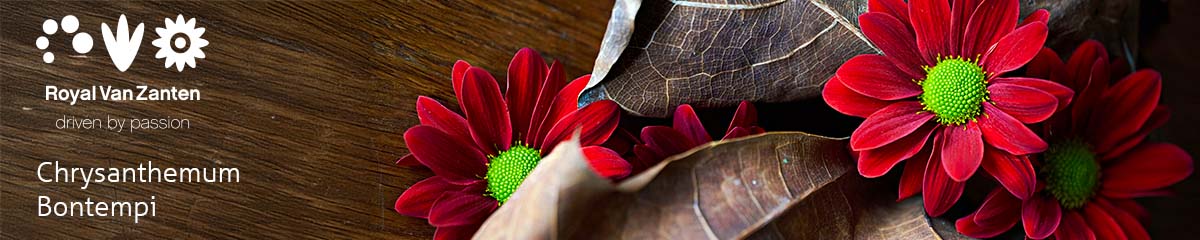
[43,52,54,63]
[61,15,79,33]
[42,19,57,35]
[174,36,186,49]
[73,32,93,53]
[36,36,49,49]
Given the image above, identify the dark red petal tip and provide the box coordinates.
[405,126,488,184]
[582,146,633,179]
[428,191,498,227]
[941,123,984,182]
[836,54,922,100]
[540,100,620,153]
[1022,195,1062,239]
[673,104,712,144]
[983,22,1048,74]
[461,67,513,154]
[506,48,549,141]
[851,101,933,151]
[823,76,891,118]
[979,103,1047,155]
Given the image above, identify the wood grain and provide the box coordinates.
[0,1,611,238]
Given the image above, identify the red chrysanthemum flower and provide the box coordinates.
[630,101,764,173]
[822,0,1073,216]
[956,41,1193,239]
[393,49,633,239]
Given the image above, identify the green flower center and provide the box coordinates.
[485,144,542,205]
[1042,139,1100,209]
[919,57,989,125]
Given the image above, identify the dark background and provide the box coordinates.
[1,0,1196,239]
[1133,0,1200,237]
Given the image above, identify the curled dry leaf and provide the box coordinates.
[475,132,961,239]
[580,0,878,117]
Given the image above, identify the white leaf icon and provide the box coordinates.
[101,14,144,72]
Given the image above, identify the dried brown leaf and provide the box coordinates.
[581,0,878,117]
[475,132,962,239]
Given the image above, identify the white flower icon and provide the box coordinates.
[152,15,208,72]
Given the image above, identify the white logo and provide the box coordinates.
[36,15,93,64]
[101,14,145,72]
[39,14,209,72]
[152,15,208,72]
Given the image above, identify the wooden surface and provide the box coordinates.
[0,1,611,238]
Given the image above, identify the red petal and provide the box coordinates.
[396,153,422,167]
[979,103,1047,155]
[850,101,933,151]
[823,75,891,118]
[1082,203,1127,240]
[748,126,765,135]
[582,146,632,179]
[1020,9,1051,27]
[922,137,966,217]
[1089,70,1162,154]
[526,61,568,145]
[898,147,930,200]
[988,82,1059,123]
[533,75,589,147]
[869,0,910,28]
[941,123,984,181]
[982,22,1047,74]
[601,127,638,157]
[910,0,952,62]
[640,126,698,159]
[722,127,752,140]
[672,104,712,144]
[395,177,474,218]
[1097,199,1150,240]
[1022,195,1062,239]
[632,144,665,172]
[836,54,922,100]
[428,191,497,227]
[956,212,1013,238]
[973,188,1021,227]
[982,147,1036,199]
[860,12,925,77]
[405,126,488,184]
[1069,57,1111,135]
[1026,48,1063,80]
[433,223,481,240]
[1063,40,1109,90]
[1054,212,1097,240]
[418,96,475,148]
[858,121,936,178]
[726,101,759,136]
[948,0,979,57]
[961,0,1017,57]
[1101,143,1193,196]
[1102,106,1169,161]
[541,100,620,153]
[452,60,472,108]
[991,77,1074,112]
[461,67,512,155]
[506,48,548,141]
